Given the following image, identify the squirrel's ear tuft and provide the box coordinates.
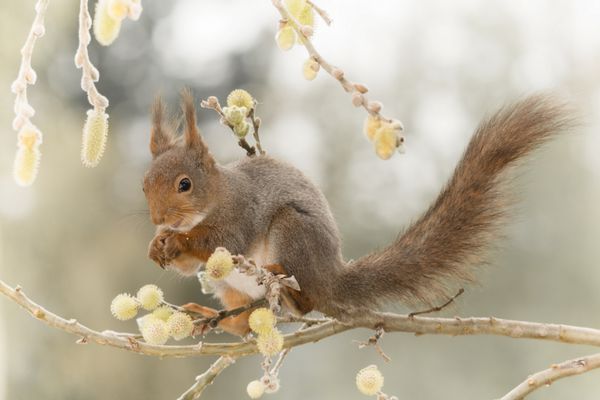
[150,96,175,158]
[181,89,216,170]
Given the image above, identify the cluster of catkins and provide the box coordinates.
[274,0,320,81]
[363,115,405,160]
[245,307,284,399]
[109,248,238,345]
[221,90,256,140]
[110,284,194,345]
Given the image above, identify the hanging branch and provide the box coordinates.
[75,0,111,168]
[11,0,50,186]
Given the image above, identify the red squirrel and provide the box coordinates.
[143,91,572,336]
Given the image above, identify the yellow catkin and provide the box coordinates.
[256,329,284,356]
[373,124,399,160]
[285,0,307,20]
[298,3,314,27]
[13,125,42,187]
[275,26,296,51]
[107,0,129,21]
[248,308,276,335]
[246,380,266,399]
[136,284,164,311]
[81,108,109,167]
[152,305,174,321]
[93,0,122,46]
[205,247,234,280]
[110,293,139,320]
[302,58,319,81]
[363,115,382,141]
[227,89,254,109]
[167,312,194,340]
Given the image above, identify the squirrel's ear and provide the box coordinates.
[181,89,216,170]
[150,96,174,158]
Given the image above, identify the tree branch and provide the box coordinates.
[4,279,600,359]
[177,356,237,400]
[498,352,600,400]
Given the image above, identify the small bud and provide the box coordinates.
[356,365,384,396]
[300,25,313,37]
[298,3,315,27]
[205,247,234,280]
[249,308,277,335]
[256,329,284,356]
[275,25,296,51]
[354,83,369,94]
[206,96,219,107]
[332,68,344,80]
[140,316,170,345]
[127,2,143,21]
[11,80,25,94]
[152,305,174,321]
[223,106,248,125]
[167,312,194,340]
[352,92,364,107]
[227,89,254,109]
[367,101,383,113]
[246,380,266,399]
[110,293,139,321]
[136,284,164,311]
[24,68,37,85]
[93,0,122,46]
[261,375,281,394]
[233,121,250,138]
[302,58,319,81]
[81,109,109,167]
[33,24,46,37]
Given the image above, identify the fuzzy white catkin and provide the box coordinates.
[356,365,384,396]
[246,380,265,399]
[141,316,170,345]
[81,108,109,167]
[136,284,164,311]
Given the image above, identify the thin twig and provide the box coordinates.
[74,0,109,112]
[355,325,391,362]
[177,356,237,400]
[11,0,49,132]
[193,299,269,328]
[248,108,265,155]
[498,352,600,400]
[306,0,332,25]
[409,288,465,318]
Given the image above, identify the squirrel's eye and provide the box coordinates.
[178,177,192,193]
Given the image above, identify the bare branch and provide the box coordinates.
[177,356,237,400]
[499,353,600,400]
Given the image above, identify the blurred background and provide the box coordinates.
[1,0,600,398]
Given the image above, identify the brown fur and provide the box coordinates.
[144,92,574,331]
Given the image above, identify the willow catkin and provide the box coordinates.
[93,0,122,46]
[13,125,42,186]
[81,108,109,167]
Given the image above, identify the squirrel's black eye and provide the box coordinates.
[178,177,192,193]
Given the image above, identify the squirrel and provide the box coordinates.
[143,91,573,336]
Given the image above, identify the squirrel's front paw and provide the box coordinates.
[148,230,172,268]
[162,233,189,263]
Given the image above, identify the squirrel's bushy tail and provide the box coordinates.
[334,94,574,310]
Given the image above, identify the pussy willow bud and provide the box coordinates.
[246,380,266,399]
[81,109,109,167]
[227,89,254,109]
[13,125,42,186]
[136,284,164,311]
[233,121,251,138]
[94,0,122,46]
[206,247,234,280]
[167,312,194,340]
[276,26,296,51]
[249,308,276,335]
[256,329,284,356]
[302,58,319,81]
[356,365,384,396]
[352,92,364,107]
